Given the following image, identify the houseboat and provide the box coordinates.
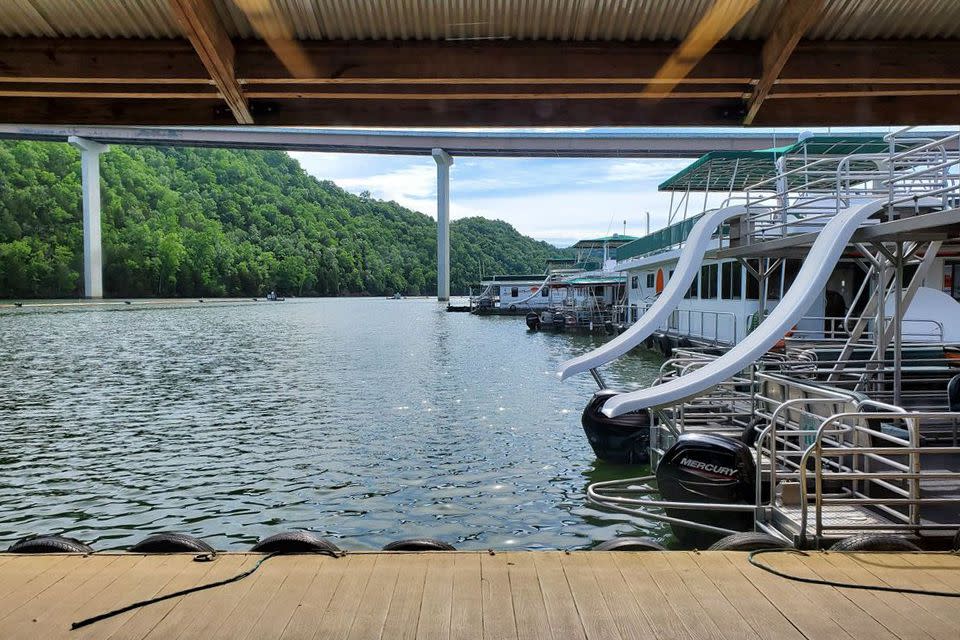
[560,129,960,552]
[614,136,960,355]
[470,234,634,331]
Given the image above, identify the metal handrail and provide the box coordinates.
[797,410,960,544]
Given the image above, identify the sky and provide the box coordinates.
[288,126,915,247]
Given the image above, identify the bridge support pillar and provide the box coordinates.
[68,136,109,299]
[432,148,453,302]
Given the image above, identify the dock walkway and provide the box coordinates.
[0,551,957,639]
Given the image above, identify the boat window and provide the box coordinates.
[700,264,718,299]
[782,259,801,293]
[511,287,519,297]
[593,285,605,296]
[645,273,655,288]
[686,273,699,299]
[631,275,639,289]
[541,287,549,297]
[721,261,742,300]
[766,263,782,301]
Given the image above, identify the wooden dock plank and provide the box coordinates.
[71,555,191,640]
[138,554,255,640]
[836,553,960,628]
[559,552,621,640]
[449,553,482,640]
[480,552,518,640]
[664,552,762,640]
[643,551,730,640]
[505,553,551,640]
[0,552,958,640]
[725,553,858,640]
[312,554,378,640]
[105,553,223,640]
[244,555,326,640]
[532,552,586,640]
[584,552,657,640]
[16,556,152,640]
[0,555,123,638]
[610,551,694,640]
[346,555,400,640]
[279,554,351,640]
[898,552,960,590]
[767,553,899,640]
[819,553,957,640]
[799,553,937,640]
[0,555,73,601]
[204,555,298,640]
[694,552,806,640]
[0,556,115,623]
[380,552,428,640]
[416,553,455,640]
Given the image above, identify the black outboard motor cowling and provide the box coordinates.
[581,390,650,464]
[525,312,541,330]
[656,433,756,548]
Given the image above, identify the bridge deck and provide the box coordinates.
[0,551,956,639]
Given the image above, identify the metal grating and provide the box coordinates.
[2,0,960,41]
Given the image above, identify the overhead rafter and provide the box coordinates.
[233,0,317,79]
[167,0,253,124]
[0,37,959,126]
[643,0,759,98]
[744,0,825,125]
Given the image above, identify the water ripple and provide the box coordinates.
[0,299,666,550]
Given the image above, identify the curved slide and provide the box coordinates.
[599,199,884,418]
[511,273,553,306]
[557,205,748,381]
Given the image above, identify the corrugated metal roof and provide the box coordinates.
[2,0,960,41]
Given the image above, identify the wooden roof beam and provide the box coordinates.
[744,0,824,125]
[167,0,253,124]
[233,0,316,79]
[644,0,759,98]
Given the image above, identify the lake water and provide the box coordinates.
[0,298,665,551]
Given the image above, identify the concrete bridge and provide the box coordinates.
[3,125,935,301]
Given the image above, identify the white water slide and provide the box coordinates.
[558,199,885,418]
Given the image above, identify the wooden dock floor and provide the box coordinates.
[0,551,957,639]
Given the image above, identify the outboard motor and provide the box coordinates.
[581,390,650,464]
[656,433,756,547]
[525,312,541,330]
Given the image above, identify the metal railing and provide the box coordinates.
[796,411,960,544]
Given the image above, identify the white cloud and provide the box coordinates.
[600,159,690,184]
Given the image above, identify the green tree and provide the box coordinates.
[0,140,572,299]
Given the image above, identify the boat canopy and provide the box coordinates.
[615,214,704,261]
[570,234,639,249]
[658,135,920,193]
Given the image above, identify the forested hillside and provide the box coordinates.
[0,141,565,298]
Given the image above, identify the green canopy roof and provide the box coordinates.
[658,135,919,193]
[570,234,639,249]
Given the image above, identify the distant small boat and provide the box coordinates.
[266,291,285,302]
[391,293,403,300]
